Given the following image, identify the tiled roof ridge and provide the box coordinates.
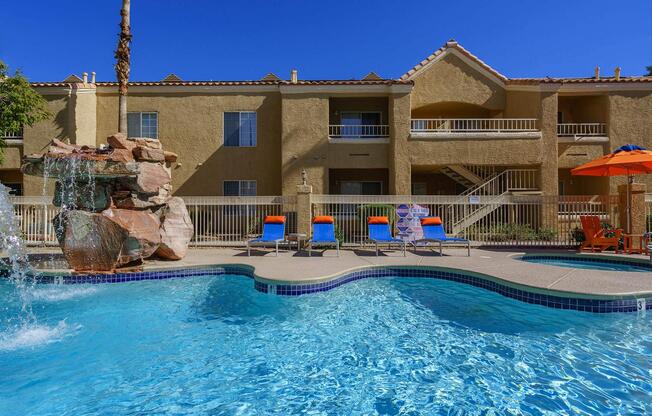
[400,39,508,81]
[400,39,652,84]
[31,79,412,87]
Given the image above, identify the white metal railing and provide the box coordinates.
[7,195,298,247]
[411,118,538,133]
[182,196,297,246]
[329,125,389,138]
[1,129,24,140]
[312,194,620,247]
[450,169,538,233]
[557,123,606,137]
[9,196,59,246]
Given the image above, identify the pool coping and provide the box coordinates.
[8,249,652,314]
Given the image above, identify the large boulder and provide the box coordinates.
[112,186,171,210]
[107,133,137,151]
[102,208,161,264]
[133,146,165,162]
[134,162,171,194]
[129,137,162,150]
[53,210,129,272]
[53,181,112,212]
[155,197,193,260]
[108,148,135,163]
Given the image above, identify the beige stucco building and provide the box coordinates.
[2,40,651,198]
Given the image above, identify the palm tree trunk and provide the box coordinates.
[115,0,131,133]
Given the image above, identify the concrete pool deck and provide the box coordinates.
[20,246,652,298]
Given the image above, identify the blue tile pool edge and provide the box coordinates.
[519,253,652,271]
[2,262,650,314]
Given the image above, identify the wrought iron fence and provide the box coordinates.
[8,195,298,247]
[183,196,297,246]
[311,194,620,247]
[8,194,620,248]
[9,196,59,246]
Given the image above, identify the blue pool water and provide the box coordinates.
[522,256,652,272]
[1,275,651,415]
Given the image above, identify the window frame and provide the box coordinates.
[340,111,383,125]
[127,111,159,139]
[223,111,257,148]
[223,180,257,196]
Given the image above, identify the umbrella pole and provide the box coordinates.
[627,173,632,234]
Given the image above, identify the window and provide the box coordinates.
[224,112,257,147]
[411,182,428,195]
[340,112,381,138]
[127,112,158,139]
[340,181,382,195]
[224,180,257,196]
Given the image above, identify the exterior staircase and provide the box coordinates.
[446,169,539,235]
[440,165,494,189]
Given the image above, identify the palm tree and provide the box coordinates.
[115,0,131,133]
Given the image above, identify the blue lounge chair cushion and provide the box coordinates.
[369,223,403,243]
[252,222,285,242]
[311,223,337,243]
[420,223,468,242]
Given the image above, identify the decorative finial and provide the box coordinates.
[301,168,307,186]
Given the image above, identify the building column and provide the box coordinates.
[389,93,411,195]
[538,91,559,230]
[296,182,313,236]
[618,182,646,235]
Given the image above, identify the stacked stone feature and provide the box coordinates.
[21,133,193,272]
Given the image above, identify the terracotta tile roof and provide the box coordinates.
[400,39,508,82]
[507,76,652,85]
[401,39,652,86]
[31,79,411,87]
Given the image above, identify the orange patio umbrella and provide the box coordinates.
[571,144,652,233]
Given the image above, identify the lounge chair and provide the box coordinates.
[247,215,286,256]
[368,216,406,256]
[307,216,339,257]
[413,216,470,256]
[579,215,621,253]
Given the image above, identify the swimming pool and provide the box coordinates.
[1,274,651,415]
[521,254,652,272]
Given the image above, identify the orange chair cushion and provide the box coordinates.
[313,215,334,224]
[420,217,442,226]
[368,216,389,224]
[264,215,286,224]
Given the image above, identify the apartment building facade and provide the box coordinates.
[2,40,651,198]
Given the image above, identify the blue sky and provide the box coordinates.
[1,0,650,82]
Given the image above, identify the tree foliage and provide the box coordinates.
[647,66,652,76]
[0,61,51,163]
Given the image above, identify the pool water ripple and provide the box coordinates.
[1,275,651,415]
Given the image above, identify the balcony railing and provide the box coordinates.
[411,118,538,133]
[329,125,389,138]
[557,123,606,137]
[1,129,24,140]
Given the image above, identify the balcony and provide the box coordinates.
[410,118,541,140]
[328,124,389,144]
[1,129,24,144]
[557,123,608,143]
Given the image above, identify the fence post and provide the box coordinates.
[296,183,313,237]
[618,182,646,236]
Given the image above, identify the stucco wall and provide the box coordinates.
[21,92,70,195]
[281,93,330,195]
[410,53,505,112]
[96,90,283,196]
[607,91,652,193]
